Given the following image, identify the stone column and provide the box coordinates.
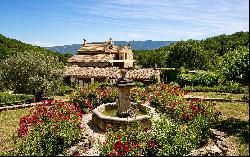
[117,87,131,117]
[70,77,75,83]
[79,80,83,88]
[91,78,95,83]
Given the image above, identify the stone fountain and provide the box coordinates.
[92,70,152,131]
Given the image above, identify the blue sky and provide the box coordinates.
[0,0,249,47]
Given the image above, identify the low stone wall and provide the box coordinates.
[0,102,41,112]
[184,95,248,102]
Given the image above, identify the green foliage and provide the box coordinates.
[0,51,64,96]
[13,100,83,156]
[0,92,34,104]
[148,83,186,113]
[100,103,219,156]
[182,84,248,94]
[161,69,180,82]
[130,87,147,103]
[177,71,220,87]
[166,40,210,70]
[132,32,249,85]
[57,85,76,96]
[72,83,117,110]
[201,31,249,56]
[133,49,168,68]
[0,34,71,64]
[217,46,249,85]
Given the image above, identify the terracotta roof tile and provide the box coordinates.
[64,66,160,80]
[67,54,114,63]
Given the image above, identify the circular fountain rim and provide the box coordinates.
[92,102,150,122]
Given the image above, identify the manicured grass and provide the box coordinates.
[215,102,249,121]
[0,108,30,153]
[215,101,249,156]
[188,91,247,100]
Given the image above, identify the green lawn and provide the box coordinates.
[0,108,29,153]
[188,91,247,100]
[215,102,249,156]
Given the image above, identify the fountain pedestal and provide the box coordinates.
[116,70,135,117]
[92,70,152,131]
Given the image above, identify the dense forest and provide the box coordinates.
[0,34,72,64]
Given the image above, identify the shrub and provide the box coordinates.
[182,84,248,94]
[0,51,64,98]
[100,123,146,156]
[177,70,220,87]
[13,100,84,156]
[147,82,188,113]
[130,87,147,103]
[73,83,117,110]
[217,46,249,85]
[160,69,180,83]
[57,85,76,96]
[0,92,34,104]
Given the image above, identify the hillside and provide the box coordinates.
[133,31,249,69]
[0,34,71,63]
[44,40,176,54]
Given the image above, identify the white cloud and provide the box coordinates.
[77,0,249,33]
[29,41,57,47]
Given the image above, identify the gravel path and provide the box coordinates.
[80,113,106,156]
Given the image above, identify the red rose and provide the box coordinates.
[191,105,197,110]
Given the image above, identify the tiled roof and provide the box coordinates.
[77,43,121,54]
[64,66,120,78]
[67,54,114,63]
[77,42,131,55]
[127,69,161,80]
[64,66,160,80]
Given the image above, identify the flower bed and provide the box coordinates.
[100,83,221,156]
[72,83,117,111]
[12,100,84,156]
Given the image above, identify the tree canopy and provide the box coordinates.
[0,51,64,96]
[133,31,249,71]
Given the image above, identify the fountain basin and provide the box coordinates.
[92,102,152,131]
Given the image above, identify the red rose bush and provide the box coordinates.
[14,99,84,156]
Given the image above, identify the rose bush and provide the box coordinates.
[148,82,188,113]
[13,100,84,156]
[73,83,117,110]
[100,82,221,156]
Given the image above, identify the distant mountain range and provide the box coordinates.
[44,40,176,54]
